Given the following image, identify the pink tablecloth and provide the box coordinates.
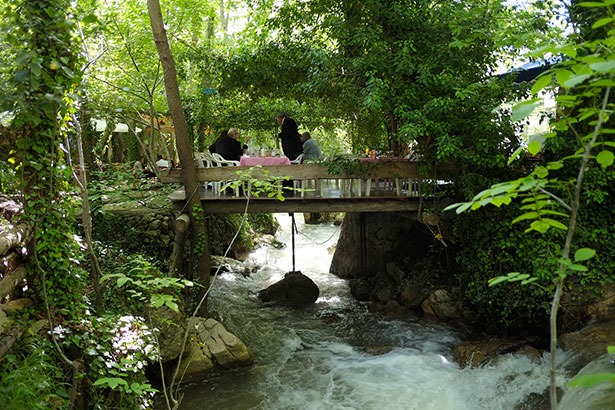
[239,156,291,166]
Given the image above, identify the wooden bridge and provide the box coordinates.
[160,160,430,214]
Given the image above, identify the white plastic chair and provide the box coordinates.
[196,151,213,168]
[195,151,220,194]
[211,152,240,167]
[211,152,240,196]
[290,153,304,164]
[289,154,306,195]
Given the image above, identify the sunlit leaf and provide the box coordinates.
[577,2,608,7]
[508,146,524,165]
[512,212,538,224]
[529,220,550,233]
[94,377,129,389]
[443,203,462,212]
[568,263,588,272]
[543,218,568,230]
[528,141,542,155]
[589,60,615,73]
[491,196,512,207]
[555,69,573,87]
[456,201,473,214]
[574,248,596,262]
[546,161,564,170]
[488,275,510,286]
[565,74,592,88]
[592,17,614,29]
[535,166,550,178]
[511,99,541,122]
[596,150,614,167]
[569,373,615,388]
[531,74,553,94]
[509,273,531,282]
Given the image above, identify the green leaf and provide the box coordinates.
[568,263,588,272]
[555,69,573,87]
[443,203,462,212]
[93,377,129,389]
[568,373,615,388]
[596,150,614,167]
[528,141,542,155]
[577,2,608,7]
[511,99,541,122]
[592,17,614,29]
[512,211,538,224]
[489,181,518,196]
[491,196,512,207]
[546,161,564,170]
[565,74,592,88]
[509,273,531,282]
[488,274,516,286]
[456,201,473,214]
[117,277,130,287]
[574,248,596,262]
[529,220,550,233]
[543,218,568,230]
[532,165,548,179]
[531,74,553,94]
[521,277,539,285]
[508,146,524,165]
[608,346,615,354]
[589,60,615,73]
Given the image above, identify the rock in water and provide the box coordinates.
[257,271,319,305]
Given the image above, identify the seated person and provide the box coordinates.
[213,128,250,161]
[300,132,323,161]
[209,130,227,154]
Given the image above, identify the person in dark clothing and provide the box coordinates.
[209,130,227,154]
[276,112,302,160]
[213,128,249,161]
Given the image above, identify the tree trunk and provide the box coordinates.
[0,221,29,256]
[147,0,211,312]
[0,265,27,301]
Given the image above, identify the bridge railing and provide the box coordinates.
[159,160,424,198]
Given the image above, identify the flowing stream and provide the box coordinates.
[175,214,572,410]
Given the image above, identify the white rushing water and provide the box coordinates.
[176,214,571,410]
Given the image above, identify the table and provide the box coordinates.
[239,156,291,166]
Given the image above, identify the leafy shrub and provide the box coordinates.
[51,314,158,409]
[452,204,561,335]
[0,160,19,194]
[0,337,69,409]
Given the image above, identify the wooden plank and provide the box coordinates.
[159,162,422,183]
[170,196,421,214]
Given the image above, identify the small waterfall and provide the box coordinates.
[175,214,572,410]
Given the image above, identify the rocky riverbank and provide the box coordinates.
[330,212,615,409]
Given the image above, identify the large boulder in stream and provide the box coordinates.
[178,317,253,377]
[257,271,320,305]
[559,353,615,410]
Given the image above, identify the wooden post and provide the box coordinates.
[169,213,190,278]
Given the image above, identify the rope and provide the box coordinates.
[295,224,340,245]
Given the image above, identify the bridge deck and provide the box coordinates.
[162,161,425,213]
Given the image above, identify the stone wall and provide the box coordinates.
[93,207,176,263]
[329,212,464,321]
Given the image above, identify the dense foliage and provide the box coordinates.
[0,0,613,408]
